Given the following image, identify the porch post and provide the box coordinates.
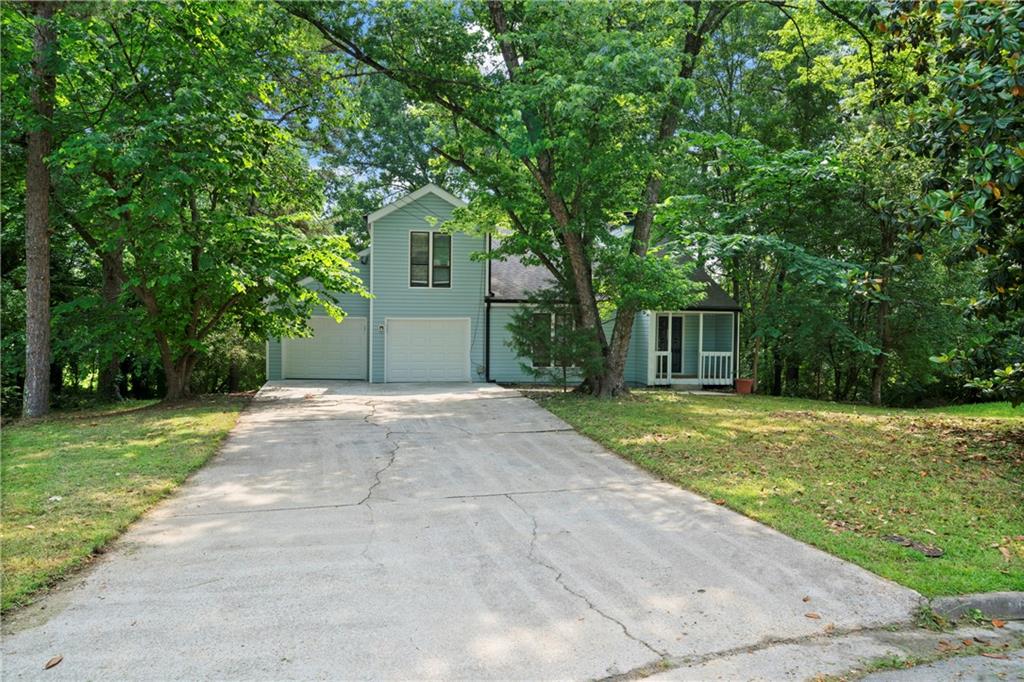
[734,312,740,383]
[646,312,655,386]
[698,313,704,383]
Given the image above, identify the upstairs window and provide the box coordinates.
[410,231,452,288]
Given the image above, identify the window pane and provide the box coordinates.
[671,315,682,374]
[432,233,451,266]
[410,232,429,286]
[432,233,451,287]
[531,313,552,367]
[657,315,669,352]
[411,264,429,286]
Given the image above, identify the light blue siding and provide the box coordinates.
[267,340,282,380]
[683,313,699,376]
[701,313,733,352]
[626,312,649,385]
[489,305,551,383]
[307,259,371,319]
[370,193,487,382]
[488,306,649,386]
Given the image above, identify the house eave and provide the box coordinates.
[366,183,467,223]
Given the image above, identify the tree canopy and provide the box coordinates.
[1,0,1019,412]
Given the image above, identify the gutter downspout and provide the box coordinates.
[485,233,493,382]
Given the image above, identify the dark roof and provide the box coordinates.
[488,254,741,311]
[687,264,742,311]
[489,256,556,301]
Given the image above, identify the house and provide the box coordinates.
[266,184,740,386]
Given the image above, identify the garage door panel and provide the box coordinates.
[284,316,367,380]
[386,319,470,382]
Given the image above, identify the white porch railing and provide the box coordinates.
[700,351,734,386]
[654,351,670,382]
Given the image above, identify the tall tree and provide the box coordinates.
[21,1,57,417]
[51,2,366,399]
[871,0,1024,404]
[286,0,737,396]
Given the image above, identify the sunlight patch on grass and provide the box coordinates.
[0,396,247,612]
[537,391,1024,597]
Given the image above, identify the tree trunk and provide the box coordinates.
[227,359,240,393]
[753,335,761,391]
[593,306,635,397]
[97,252,124,401]
[870,298,890,406]
[786,358,800,396]
[770,345,783,396]
[22,1,57,418]
[870,221,897,406]
[161,354,198,401]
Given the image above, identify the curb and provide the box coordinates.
[931,591,1024,621]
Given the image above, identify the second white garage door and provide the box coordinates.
[385,318,470,382]
[283,316,367,380]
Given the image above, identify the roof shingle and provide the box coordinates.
[488,254,740,311]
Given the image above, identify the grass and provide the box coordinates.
[534,390,1024,597]
[0,396,248,612]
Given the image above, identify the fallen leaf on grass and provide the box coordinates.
[713,499,726,505]
[43,655,62,670]
[805,612,821,619]
[882,534,944,557]
[992,619,1006,628]
[981,653,1009,660]
[936,640,959,652]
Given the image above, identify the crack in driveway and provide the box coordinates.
[504,493,668,662]
[358,399,402,567]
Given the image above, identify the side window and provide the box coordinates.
[410,232,430,287]
[432,233,451,287]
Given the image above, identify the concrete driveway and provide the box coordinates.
[2,382,921,680]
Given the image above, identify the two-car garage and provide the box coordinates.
[279,316,471,382]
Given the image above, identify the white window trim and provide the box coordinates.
[409,230,452,289]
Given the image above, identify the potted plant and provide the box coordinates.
[735,378,754,394]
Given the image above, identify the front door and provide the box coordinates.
[654,313,699,384]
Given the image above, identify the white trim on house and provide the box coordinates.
[648,310,736,387]
[369,229,375,383]
[407,229,454,289]
[367,183,466,223]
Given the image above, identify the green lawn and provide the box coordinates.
[535,391,1024,597]
[1,396,248,612]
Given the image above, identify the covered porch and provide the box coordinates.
[648,311,738,387]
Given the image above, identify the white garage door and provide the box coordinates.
[386,318,470,382]
[283,316,367,380]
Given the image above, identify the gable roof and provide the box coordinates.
[488,254,740,311]
[366,183,466,223]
